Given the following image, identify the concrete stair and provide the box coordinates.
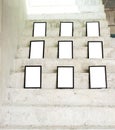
[1,1,115,129]
[5,89,115,106]
[27,12,106,20]
[8,72,115,89]
[23,28,110,37]
[0,106,115,127]
[16,47,115,59]
[24,20,110,37]
[12,59,115,73]
[18,36,112,48]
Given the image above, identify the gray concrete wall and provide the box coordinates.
[0,0,2,104]
[0,0,26,104]
[0,0,2,32]
[105,10,115,34]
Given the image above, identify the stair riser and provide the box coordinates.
[5,89,115,107]
[16,47,115,59]
[19,37,111,48]
[1,106,115,126]
[9,73,115,89]
[26,18,107,29]
[27,12,106,20]
[24,28,110,37]
[1,129,115,130]
[13,59,115,73]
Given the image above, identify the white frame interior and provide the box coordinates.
[58,41,73,59]
[57,66,74,89]
[33,22,46,37]
[60,22,73,37]
[88,41,103,59]
[29,41,45,59]
[89,66,107,89]
[86,22,100,37]
[24,66,42,88]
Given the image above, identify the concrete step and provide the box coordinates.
[9,72,88,89]
[0,105,115,127]
[26,19,108,29]
[13,59,115,73]
[27,12,106,20]
[16,47,115,59]
[23,27,110,37]
[0,126,115,130]
[18,36,112,48]
[1,128,115,130]
[5,88,115,107]
[8,72,115,89]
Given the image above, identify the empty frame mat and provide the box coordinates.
[29,41,45,59]
[60,22,73,36]
[89,66,107,89]
[58,41,73,59]
[57,66,74,89]
[24,66,42,88]
[88,41,103,59]
[86,22,100,37]
[33,22,46,37]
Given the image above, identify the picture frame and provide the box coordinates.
[29,40,45,59]
[58,41,73,59]
[86,21,100,37]
[59,22,73,36]
[87,41,104,59]
[57,66,74,89]
[24,65,42,89]
[89,66,107,89]
[32,22,47,37]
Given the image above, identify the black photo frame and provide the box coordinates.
[89,66,107,89]
[86,21,100,37]
[24,65,42,89]
[32,22,47,37]
[29,40,45,59]
[58,40,73,59]
[56,66,74,89]
[87,41,104,59]
[59,22,74,37]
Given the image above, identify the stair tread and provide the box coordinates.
[1,105,115,127]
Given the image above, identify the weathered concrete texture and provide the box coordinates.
[1,0,26,101]
[26,20,108,28]
[1,106,115,126]
[105,10,115,34]
[0,126,115,130]
[19,36,112,48]
[8,72,115,89]
[28,12,106,20]
[5,89,115,107]
[24,20,110,37]
[0,0,2,32]
[12,59,115,73]
[1,0,115,129]
[16,47,115,59]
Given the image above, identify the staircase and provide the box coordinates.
[1,1,115,130]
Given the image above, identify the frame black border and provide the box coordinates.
[32,22,47,37]
[56,66,74,89]
[29,40,45,59]
[24,65,42,89]
[59,22,74,37]
[87,41,104,59]
[89,66,107,89]
[57,40,73,59]
[86,21,100,37]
